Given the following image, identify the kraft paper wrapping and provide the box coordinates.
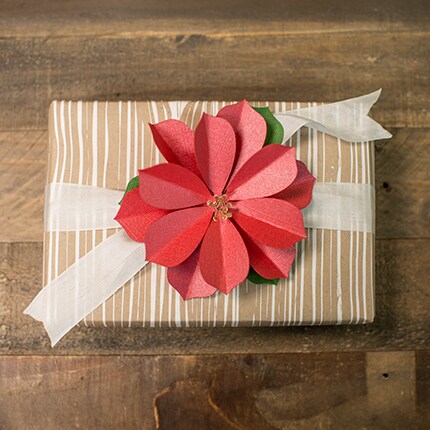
[44,100,375,327]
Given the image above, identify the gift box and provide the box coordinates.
[26,93,391,345]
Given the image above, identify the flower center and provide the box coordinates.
[207,194,232,221]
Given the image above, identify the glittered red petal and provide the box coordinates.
[233,198,306,249]
[239,227,296,279]
[226,145,298,201]
[167,247,217,300]
[199,219,249,294]
[272,160,316,209]
[217,100,266,176]
[149,120,200,175]
[114,188,169,242]
[144,205,212,267]
[139,163,211,210]
[194,113,236,195]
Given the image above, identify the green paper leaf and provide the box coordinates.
[247,267,279,285]
[253,106,284,145]
[119,175,139,204]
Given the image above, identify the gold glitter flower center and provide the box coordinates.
[207,194,232,221]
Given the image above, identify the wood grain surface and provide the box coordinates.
[0,0,429,130]
[0,0,429,428]
[1,352,428,429]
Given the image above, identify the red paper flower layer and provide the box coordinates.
[115,101,315,299]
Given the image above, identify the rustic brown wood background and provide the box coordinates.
[0,0,429,428]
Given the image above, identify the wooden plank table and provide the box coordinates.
[0,0,429,428]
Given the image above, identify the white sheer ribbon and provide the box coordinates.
[25,231,147,346]
[276,89,392,143]
[45,183,123,231]
[25,91,390,346]
[303,183,374,233]
[43,182,375,234]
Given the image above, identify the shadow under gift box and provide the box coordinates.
[44,100,375,328]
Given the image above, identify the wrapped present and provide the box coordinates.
[25,92,391,346]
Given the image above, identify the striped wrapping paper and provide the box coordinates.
[44,100,375,328]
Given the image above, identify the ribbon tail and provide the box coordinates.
[24,230,147,346]
[276,89,392,143]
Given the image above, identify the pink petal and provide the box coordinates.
[199,219,249,294]
[194,113,236,194]
[167,247,217,300]
[114,188,169,242]
[240,228,296,279]
[217,100,267,176]
[272,160,316,209]
[139,163,211,210]
[149,120,200,175]
[232,198,306,249]
[226,145,298,201]
[144,205,212,267]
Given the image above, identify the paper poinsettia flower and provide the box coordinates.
[115,101,315,299]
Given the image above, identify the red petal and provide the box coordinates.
[144,206,212,267]
[232,198,306,248]
[194,113,236,194]
[167,247,217,300]
[199,219,249,294]
[272,160,316,209]
[226,145,298,201]
[114,188,169,242]
[149,120,199,175]
[217,100,267,176]
[240,228,296,279]
[139,163,211,210]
